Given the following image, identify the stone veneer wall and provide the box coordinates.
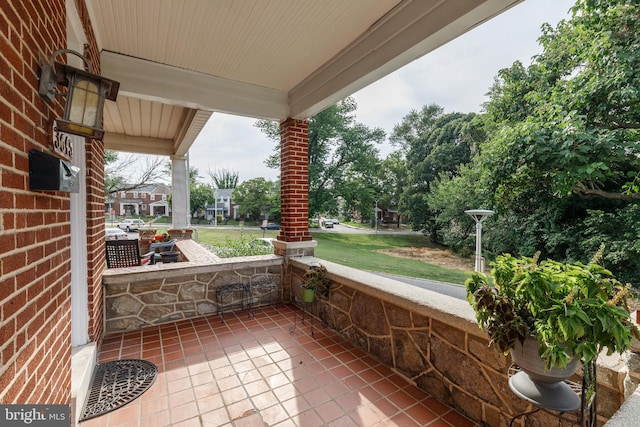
[288,257,636,427]
[102,240,283,333]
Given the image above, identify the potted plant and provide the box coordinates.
[466,245,639,409]
[301,263,331,303]
[466,245,639,370]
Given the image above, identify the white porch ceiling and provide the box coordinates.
[86,0,522,157]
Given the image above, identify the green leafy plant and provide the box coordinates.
[466,245,639,369]
[302,264,331,299]
[203,233,273,258]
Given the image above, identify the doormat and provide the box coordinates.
[80,359,157,421]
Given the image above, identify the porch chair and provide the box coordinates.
[105,239,154,268]
[148,239,176,263]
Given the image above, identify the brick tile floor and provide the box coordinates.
[80,304,477,426]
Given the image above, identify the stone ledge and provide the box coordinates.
[604,386,640,427]
[104,240,283,285]
[178,239,221,263]
[289,256,481,337]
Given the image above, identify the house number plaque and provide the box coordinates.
[52,120,74,161]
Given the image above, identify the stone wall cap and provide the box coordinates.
[103,240,283,284]
[290,257,480,336]
[604,386,640,427]
[273,240,317,249]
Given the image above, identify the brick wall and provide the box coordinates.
[0,0,104,405]
[279,118,312,243]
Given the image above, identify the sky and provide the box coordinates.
[184,0,576,183]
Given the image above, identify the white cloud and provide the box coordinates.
[188,0,574,181]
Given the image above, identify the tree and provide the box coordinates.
[483,0,640,201]
[464,0,640,287]
[389,104,444,151]
[391,108,480,240]
[256,97,385,218]
[104,151,166,196]
[190,182,214,217]
[427,163,488,253]
[232,178,278,220]
[376,151,409,226]
[208,168,239,189]
[186,167,214,217]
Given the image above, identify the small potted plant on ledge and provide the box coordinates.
[465,245,639,409]
[301,263,331,303]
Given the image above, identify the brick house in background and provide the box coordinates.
[106,183,171,217]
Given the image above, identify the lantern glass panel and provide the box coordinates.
[68,77,100,127]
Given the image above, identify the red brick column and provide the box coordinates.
[167,228,194,241]
[279,118,312,243]
[138,228,158,254]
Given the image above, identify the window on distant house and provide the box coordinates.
[162,195,167,201]
[142,204,147,211]
[121,191,126,198]
[150,194,155,201]
[133,192,138,198]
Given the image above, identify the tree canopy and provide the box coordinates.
[208,167,239,189]
[483,0,640,201]
[429,0,640,285]
[232,178,279,220]
[390,107,479,240]
[256,97,385,219]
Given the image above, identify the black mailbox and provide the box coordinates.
[29,149,80,193]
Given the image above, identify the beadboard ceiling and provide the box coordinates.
[84,0,521,157]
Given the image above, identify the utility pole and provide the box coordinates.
[375,200,378,234]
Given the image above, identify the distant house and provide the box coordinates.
[205,188,235,221]
[106,183,172,217]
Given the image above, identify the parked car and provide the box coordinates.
[330,218,339,224]
[117,218,146,232]
[260,222,281,230]
[105,228,128,241]
[322,220,334,228]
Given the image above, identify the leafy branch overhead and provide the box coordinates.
[483,0,640,200]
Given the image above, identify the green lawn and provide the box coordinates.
[189,228,281,245]
[311,232,471,285]
[184,227,471,285]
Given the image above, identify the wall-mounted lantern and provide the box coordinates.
[38,48,119,140]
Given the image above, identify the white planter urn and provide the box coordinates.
[510,336,578,383]
[508,336,581,412]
